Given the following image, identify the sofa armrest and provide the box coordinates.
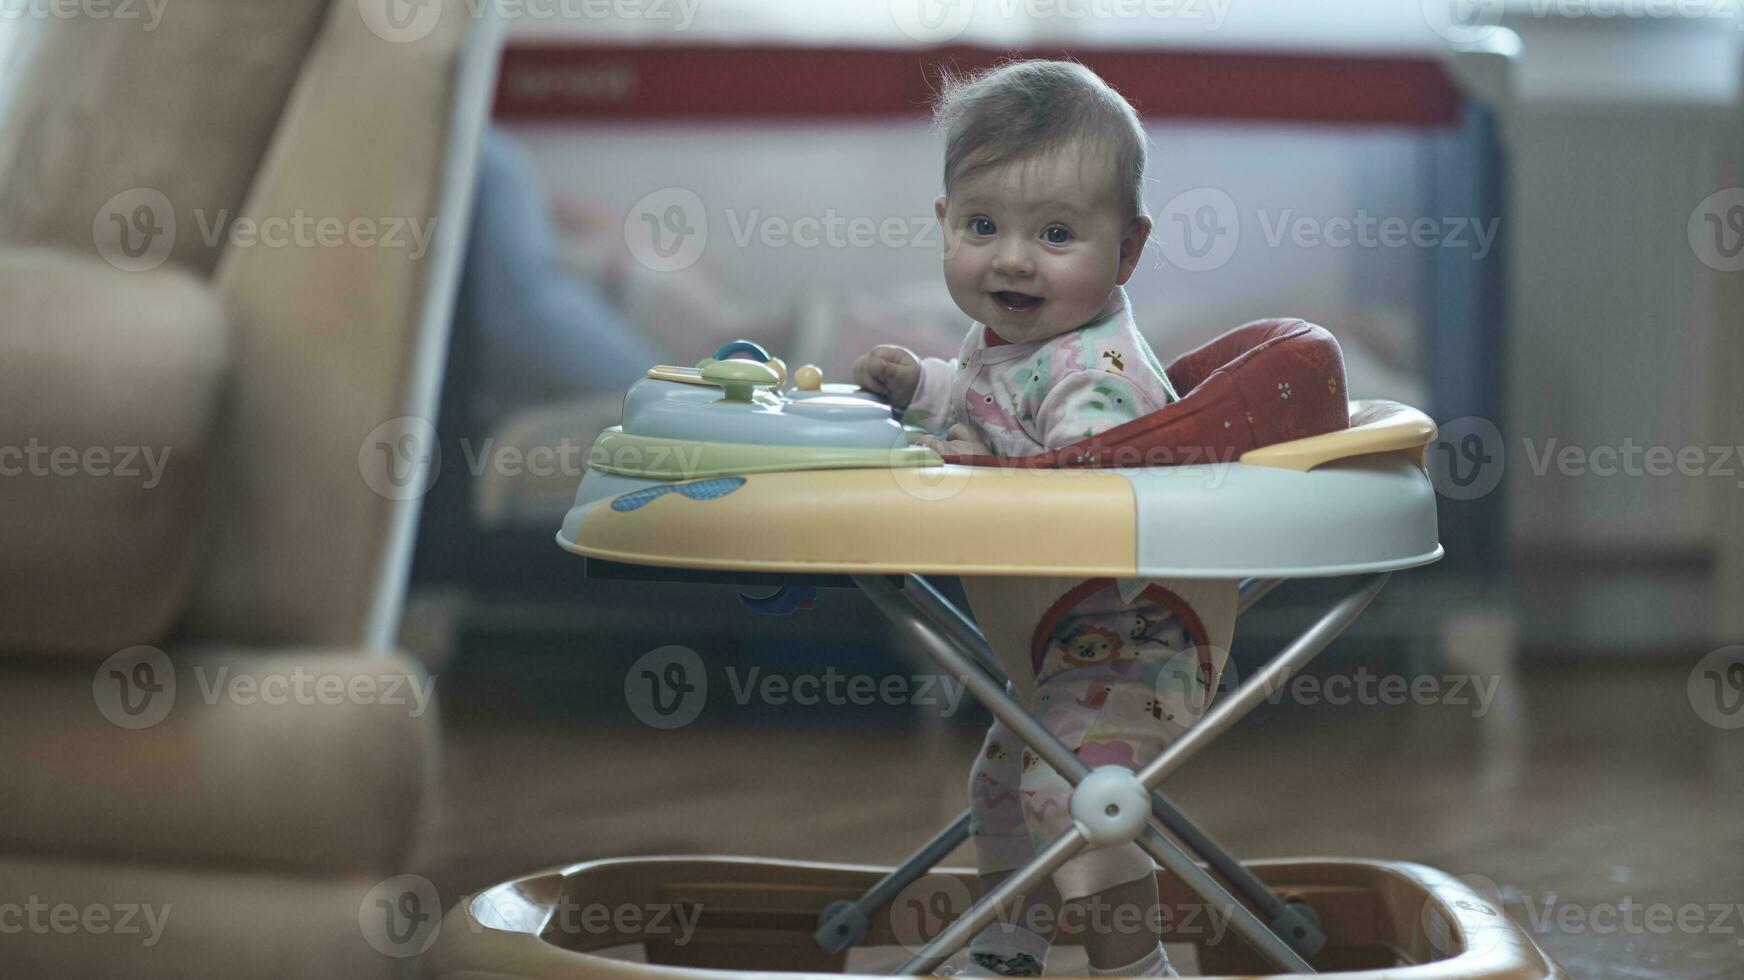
[0,648,437,876]
[0,247,229,655]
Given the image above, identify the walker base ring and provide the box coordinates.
[418,856,1562,978]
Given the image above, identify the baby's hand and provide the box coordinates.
[915,423,990,457]
[852,345,921,408]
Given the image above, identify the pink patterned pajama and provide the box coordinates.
[962,577,1237,900]
[904,293,1236,900]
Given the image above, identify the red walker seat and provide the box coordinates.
[946,318,1350,468]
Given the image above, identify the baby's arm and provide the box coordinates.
[904,356,959,433]
[852,345,957,433]
[1035,370,1158,450]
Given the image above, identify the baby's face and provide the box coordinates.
[935,140,1149,344]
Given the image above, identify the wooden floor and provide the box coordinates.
[419,662,1744,978]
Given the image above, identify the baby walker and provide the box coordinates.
[419,322,1562,978]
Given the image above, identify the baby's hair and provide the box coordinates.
[932,59,1149,223]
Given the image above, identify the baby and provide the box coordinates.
[852,61,1223,977]
[853,62,1177,460]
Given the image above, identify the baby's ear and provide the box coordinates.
[1115,216,1153,285]
[936,196,960,257]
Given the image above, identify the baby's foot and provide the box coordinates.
[936,919,1050,976]
[937,951,1045,976]
[1086,942,1177,977]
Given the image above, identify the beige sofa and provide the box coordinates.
[0,1,497,976]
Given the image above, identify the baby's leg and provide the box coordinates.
[961,577,1234,974]
[1022,644,1221,976]
[964,721,1059,976]
[1017,686,1173,973]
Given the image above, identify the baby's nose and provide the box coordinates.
[991,246,1034,277]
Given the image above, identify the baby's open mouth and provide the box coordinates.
[991,290,1043,313]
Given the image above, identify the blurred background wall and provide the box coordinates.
[407,0,1742,688]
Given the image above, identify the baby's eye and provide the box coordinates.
[1042,225,1072,245]
[969,217,996,236]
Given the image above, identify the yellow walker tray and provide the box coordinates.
[427,335,1559,978]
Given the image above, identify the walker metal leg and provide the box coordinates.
[840,574,1381,969]
[1129,825,1312,973]
[814,812,975,954]
[888,575,1328,959]
[1145,786,1324,956]
[1117,574,1388,958]
[858,575,1316,976]
[810,576,1007,958]
[897,825,1090,975]
[901,575,1010,682]
[1135,574,1390,788]
[1236,577,1285,614]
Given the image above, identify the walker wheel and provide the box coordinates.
[813,899,869,954]
[1271,899,1327,958]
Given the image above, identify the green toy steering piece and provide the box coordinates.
[701,358,781,402]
